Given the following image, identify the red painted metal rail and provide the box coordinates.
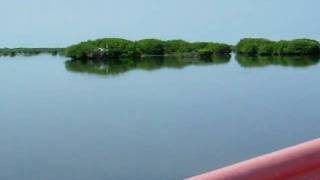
[187,139,320,180]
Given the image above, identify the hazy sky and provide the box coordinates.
[1,0,319,47]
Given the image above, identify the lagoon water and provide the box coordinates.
[0,54,320,180]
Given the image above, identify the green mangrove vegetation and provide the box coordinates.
[65,38,140,60]
[1,38,319,70]
[236,38,320,56]
[136,39,165,55]
[65,56,231,76]
[65,38,232,60]
[235,38,320,68]
[198,43,231,59]
[0,48,65,56]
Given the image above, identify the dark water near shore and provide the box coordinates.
[0,54,319,180]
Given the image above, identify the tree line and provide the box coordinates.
[65,38,232,60]
[1,38,319,60]
[236,38,320,56]
[0,48,64,56]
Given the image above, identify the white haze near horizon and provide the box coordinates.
[0,0,319,48]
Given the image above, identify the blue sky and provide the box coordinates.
[0,0,319,47]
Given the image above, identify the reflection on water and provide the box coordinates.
[236,55,320,68]
[65,55,231,76]
[65,55,320,76]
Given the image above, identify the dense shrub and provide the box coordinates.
[164,41,231,56]
[66,42,96,59]
[191,42,211,50]
[164,40,192,53]
[206,43,232,54]
[65,38,140,60]
[65,38,233,60]
[274,39,320,55]
[198,43,232,59]
[236,38,275,55]
[236,38,320,56]
[136,39,165,55]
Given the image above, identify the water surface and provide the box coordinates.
[0,55,319,180]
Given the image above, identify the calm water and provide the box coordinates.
[0,54,320,180]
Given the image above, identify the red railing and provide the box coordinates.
[187,139,320,180]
